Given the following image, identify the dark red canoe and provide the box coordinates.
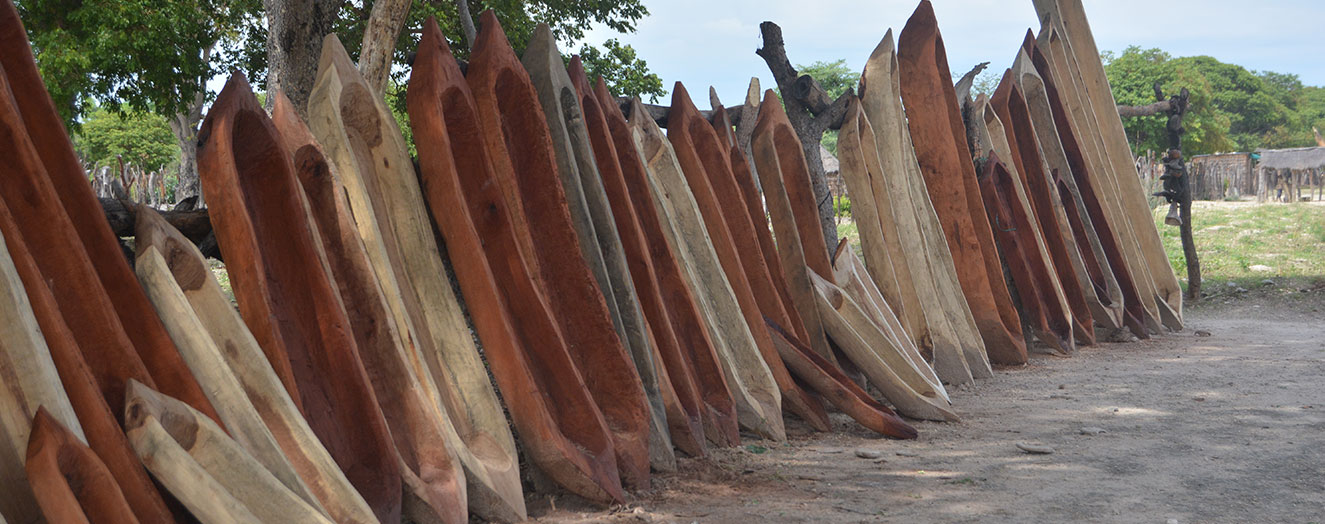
[451,11,626,504]
[197,73,402,523]
[0,0,219,422]
[26,408,141,524]
[896,0,1027,365]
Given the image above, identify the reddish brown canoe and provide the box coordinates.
[517,26,654,490]
[765,322,918,439]
[975,152,1075,351]
[270,92,466,524]
[197,73,401,523]
[1022,33,1129,334]
[669,83,803,439]
[990,68,1149,340]
[567,57,703,461]
[896,0,1027,365]
[25,409,139,524]
[461,10,625,504]
[606,92,739,453]
[624,97,743,448]
[0,1,220,422]
[671,87,828,432]
[0,204,172,524]
[710,102,815,348]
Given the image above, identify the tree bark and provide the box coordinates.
[755,21,850,260]
[1117,99,1174,118]
[357,0,413,94]
[455,0,477,50]
[168,46,212,206]
[264,0,346,115]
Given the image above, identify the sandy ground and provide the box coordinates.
[527,292,1325,523]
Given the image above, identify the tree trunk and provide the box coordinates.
[357,0,413,94]
[1179,192,1200,300]
[455,0,477,50]
[755,21,850,261]
[169,48,211,207]
[264,0,346,115]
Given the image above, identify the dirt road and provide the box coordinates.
[530,297,1325,523]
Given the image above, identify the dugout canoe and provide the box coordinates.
[897,0,1026,365]
[124,382,334,524]
[859,29,988,384]
[309,32,523,523]
[665,83,788,441]
[710,97,816,350]
[271,92,467,524]
[133,205,379,524]
[831,242,948,404]
[598,90,735,456]
[588,66,712,461]
[974,152,1076,353]
[197,73,401,523]
[986,66,1102,345]
[134,208,322,509]
[811,272,960,423]
[24,409,137,524]
[748,91,841,368]
[567,56,689,465]
[1032,23,1157,338]
[765,321,917,439]
[675,86,828,432]
[835,96,928,353]
[0,213,82,524]
[1021,34,1126,333]
[520,26,656,488]
[462,10,627,503]
[0,193,173,523]
[0,0,220,420]
[1031,1,1183,331]
[625,98,751,447]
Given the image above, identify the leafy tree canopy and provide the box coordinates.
[75,103,181,173]
[16,0,263,127]
[1104,45,1325,155]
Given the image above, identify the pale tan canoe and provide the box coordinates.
[308,35,524,521]
[125,381,334,524]
[134,211,323,510]
[830,244,948,404]
[835,95,927,352]
[629,97,784,441]
[524,30,669,472]
[811,272,959,422]
[132,205,379,524]
[859,30,989,383]
[271,93,468,524]
[0,221,83,524]
[1031,0,1183,331]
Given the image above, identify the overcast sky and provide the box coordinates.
[580,0,1325,108]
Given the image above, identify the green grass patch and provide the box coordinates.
[1155,202,1325,292]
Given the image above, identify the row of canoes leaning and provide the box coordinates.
[0,0,1183,521]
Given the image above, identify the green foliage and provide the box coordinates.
[75,103,180,173]
[1155,202,1325,294]
[795,59,860,155]
[833,194,851,217]
[1104,46,1325,155]
[574,38,665,102]
[16,0,264,127]
[971,70,1001,97]
[335,0,656,102]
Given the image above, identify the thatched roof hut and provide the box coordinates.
[1255,146,1325,202]
[1256,146,1325,170]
